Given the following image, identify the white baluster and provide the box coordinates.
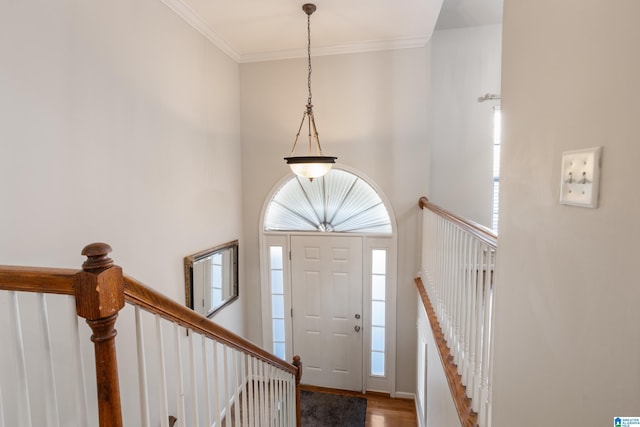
[472,244,486,411]
[451,227,459,363]
[255,359,262,426]
[259,359,267,426]
[135,306,150,427]
[464,232,475,386]
[202,336,212,427]
[155,315,169,427]
[282,369,287,427]
[440,220,447,324]
[279,372,285,426]
[247,356,255,427]
[453,227,463,367]
[233,349,241,426]
[264,364,271,427]
[274,370,280,427]
[465,239,479,399]
[173,324,186,426]
[188,331,199,427]
[269,365,276,427]
[459,233,470,385]
[440,219,449,338]
[478,248,495,427]
[9,292,32,427]
[450,224,459,364]
[68,298,89,427]
[434,213,443,318]
[240,352,248,427]
[447,222,456,343]
[459,228,467,369]
[223,346,231,426]
[212,341,221,427]
[432,214,441,317]
[38,294,61,427]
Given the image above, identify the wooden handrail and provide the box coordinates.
[0,255,299,377]
[0,265,78,295]
[123,274,299,376]
[418,196,497,248]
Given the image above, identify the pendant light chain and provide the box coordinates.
[284,3,336,181]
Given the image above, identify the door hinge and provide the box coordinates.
[291,308,293,318]
[289,251,291,260]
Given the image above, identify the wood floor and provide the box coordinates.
[300,385,418,427]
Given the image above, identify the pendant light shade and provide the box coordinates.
[285,155,336,180]
[284,3,337,181]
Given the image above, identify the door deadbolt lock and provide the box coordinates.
[355,314,360,319]
[354,325,361,332]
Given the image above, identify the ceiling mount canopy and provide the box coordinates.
[284,3,337,182]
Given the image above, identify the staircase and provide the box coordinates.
[0,242,302,427]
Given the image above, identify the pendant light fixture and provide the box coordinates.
[284,3,336,181]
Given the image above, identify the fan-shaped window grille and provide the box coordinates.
[264,169,392,234]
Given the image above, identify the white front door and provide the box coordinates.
[291,235,363,391]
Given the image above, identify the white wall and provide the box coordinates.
[240,47,430,395]
[0,0,243,317]
[0,1,243,424]
[493,0,640,425]
[428,25,502,227]
[416,300,459,427]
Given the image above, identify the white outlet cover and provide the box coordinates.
[560,146,602,208]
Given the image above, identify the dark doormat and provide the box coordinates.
[300,389,367,427]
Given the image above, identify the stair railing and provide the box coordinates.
[417,196,497,427]
[0,242,302,427]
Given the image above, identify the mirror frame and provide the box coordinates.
[184,240,239,318]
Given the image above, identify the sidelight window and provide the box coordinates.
[492,106,501,232]
[269,246,286,359]
[370,249,387,376]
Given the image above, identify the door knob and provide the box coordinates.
[354,325,361,332]
[355,314,360,319]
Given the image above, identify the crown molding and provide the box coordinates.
[161,0,430,64]
[239,36,431,63]
[160,0,241,62]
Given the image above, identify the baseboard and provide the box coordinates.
[394,391,416,400]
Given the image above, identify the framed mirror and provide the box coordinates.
[184,240,239,318]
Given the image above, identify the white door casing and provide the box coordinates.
[291,235,363,391]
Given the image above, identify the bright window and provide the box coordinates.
[264,169,392,234]
[371,249,387,376]
[269,246,286,359]
[492,106,501,232]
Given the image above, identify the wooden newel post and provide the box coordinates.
[293,355,303,427]
[75,243,125,427]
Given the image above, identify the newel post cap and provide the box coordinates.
[75,242,125,320]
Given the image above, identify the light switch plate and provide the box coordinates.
[560,147,602,208]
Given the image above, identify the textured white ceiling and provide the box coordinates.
[162,0,502,63]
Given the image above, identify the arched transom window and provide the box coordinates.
[264,169,392,234]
